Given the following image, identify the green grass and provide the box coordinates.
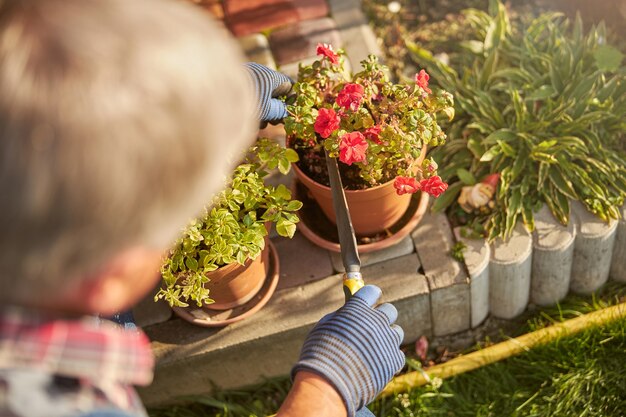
[149,283,626,417]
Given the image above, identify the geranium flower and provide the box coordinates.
[393,176,420,195]
[363,125,382,144]
[336,83,365,111]
[415,69,432,94]
[420,175,448,197]
[316,43,339,65]
[314,108,340,138]
[339,132,368,165]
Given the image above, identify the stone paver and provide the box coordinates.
[412,213,470,336]
[454,228,490,328]
[531,204,575,306]
[327,0,383,66]
[238,33,276,69]
[361,253,431,343]
[570,201,618,294]
[269,17,342,66]
[224,0,329,37]
[273,231,334,290]
[610,204,626,282]
[489,222,532,319]
[133,285,172,328]
[329,235,414,272]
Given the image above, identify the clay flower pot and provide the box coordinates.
[204,240,270,310]
[292,147,428,236]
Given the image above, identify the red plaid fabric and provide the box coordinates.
[0,308,153,385]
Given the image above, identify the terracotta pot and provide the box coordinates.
[203,240,270,310]
[291,147,427,236]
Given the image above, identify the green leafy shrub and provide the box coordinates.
[155,138,301,307]
[410,0,626,240]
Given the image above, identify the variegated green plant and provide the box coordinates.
[155,138,301,307]
[410,0,626,240]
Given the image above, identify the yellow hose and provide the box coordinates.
[379,302,626,398]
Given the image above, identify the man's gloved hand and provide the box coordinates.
[292,285,405,417]
[244,62,293,123]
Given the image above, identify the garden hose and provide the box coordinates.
[379,302,626,398]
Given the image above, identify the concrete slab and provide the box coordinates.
[412,213,470,336]
[454,228,490,328]
[269,17,342,66]
[610,205,626,282]
[531,205,576,306]
[238,33,276,70]
[328,0,383,66]
[489,222,532,319]
[272,231,334,290]
[133,284,172,328]
[330,235,414,272]
[361,253,431,343]
[570,201,618,294]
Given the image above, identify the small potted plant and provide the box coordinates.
[155,138,301,316]
[284,44,454,237]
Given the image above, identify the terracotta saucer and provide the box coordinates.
[171,240,280,327]
[293,180,430,253]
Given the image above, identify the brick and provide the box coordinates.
[238,33,276,69]
[362,253,431,343]
[224,0,329,37]
[454,228,490,328]
[570,201,618,294]
[330,235,414,273]
[269,17,342,66]
[610,205,626,282]
[489,223,532,319]
[531,204,575,306]
[272,231,334,290]
[412,213,469,336]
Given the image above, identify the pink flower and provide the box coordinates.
[336,83,365,111]
[415,69,432,94]
[420,176,448,197]
[363,125,382,144]
[339,132,368,165]
[314,108,341,138]
[316,43,339,65]
[394,176,420,195]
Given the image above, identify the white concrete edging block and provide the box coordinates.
[454,228,490,328]
[609,205,626,282]
[570,201,618,294]
[531,205,576,306]
[489,223,532,319]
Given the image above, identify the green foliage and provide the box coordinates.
[285,49,454,187]
[411,0,626,240]
[155,138,301,307]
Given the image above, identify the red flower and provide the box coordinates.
[314,108,341,138]
[415,69,432,94]
[336,83,365,111]
[316,43,339,65]
[393,176,420,195]
[339,132,368,165]
[420,176,448,197]
[363,125,382,144]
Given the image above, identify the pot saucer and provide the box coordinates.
[293,180,429,253]
[171,240,280,327]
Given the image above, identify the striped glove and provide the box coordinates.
[292,285,405,417]
[244,62,292,122]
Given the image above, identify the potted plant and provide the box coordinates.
[155,137,301,313]
[284,44,455,237]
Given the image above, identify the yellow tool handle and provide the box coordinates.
[343,272,364,302]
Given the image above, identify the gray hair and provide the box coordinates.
[0,0,256,303]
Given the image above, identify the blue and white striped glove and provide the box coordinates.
[244,63,292,122]
[292,285,405,417]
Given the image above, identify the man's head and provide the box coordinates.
[0,0,256,313]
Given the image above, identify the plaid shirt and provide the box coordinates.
[0,308,154,417]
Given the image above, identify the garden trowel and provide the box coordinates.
[324,149,364,301]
